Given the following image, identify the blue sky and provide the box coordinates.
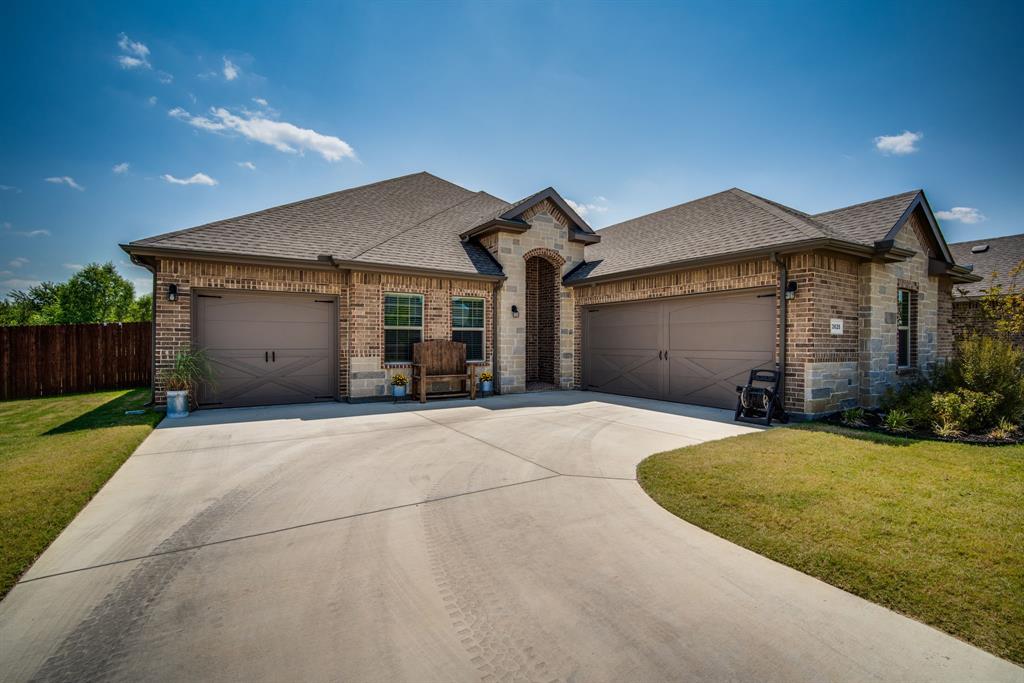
[1,1,1022,296]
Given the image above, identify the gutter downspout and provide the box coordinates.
[771,252,787,404]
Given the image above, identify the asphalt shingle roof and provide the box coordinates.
[949,233,1024,297]
[566,188,925,283]
[130,172,509,277]
[812,190,920,246]
[565,189,832,282]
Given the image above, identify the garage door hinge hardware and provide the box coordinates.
[315,299,333,303]
[757,293,777,298]
[197,294,222,298]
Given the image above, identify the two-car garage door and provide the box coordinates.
[582,289,776,409]
[195,291,337,408]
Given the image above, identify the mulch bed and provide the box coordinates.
[820,411,1024,446]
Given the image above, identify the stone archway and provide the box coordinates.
[524,248,564,389]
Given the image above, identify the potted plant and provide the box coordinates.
[159,348,213,418]
[391,372,409,399]
[479,371,493,394]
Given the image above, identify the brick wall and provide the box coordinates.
[952,297,1024,347]
[347,270,495,399]
[153,258,348,404]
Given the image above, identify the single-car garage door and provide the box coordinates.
[583,289,776,409]
[195,291,337,408]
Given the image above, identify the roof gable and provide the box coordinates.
[461,187,599,244]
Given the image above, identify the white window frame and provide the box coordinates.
[383,292,424,364]
[451,296,485,362]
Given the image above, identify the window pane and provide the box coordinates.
[897,290,909,328]
[897,329,909,367]
[452,330,483,361]
[384,294,422,328]
[452,298,484,329]
[385,329,421,363]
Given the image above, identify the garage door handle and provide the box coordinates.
[272,351,276,362]
[265,351,269,363]
[664,350,669,360]
[658,350,663,360]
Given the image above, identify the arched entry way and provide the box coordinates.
[524,249,563,390]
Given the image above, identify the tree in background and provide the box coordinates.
[0,262,152,326]
[981,259,1024,337]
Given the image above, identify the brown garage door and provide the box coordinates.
[583,289,776,409]
[195,291,337,408]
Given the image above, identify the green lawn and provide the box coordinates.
[638,424,1024,665]
[0,389,161,598]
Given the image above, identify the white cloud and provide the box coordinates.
[118,33,149,58]
[147,95,158,106]
[936,206,986,224]
[116,33,151,70]
[157,71,173,84]
[253,97,268,107]
[169,106,356,162]
[0,184,21,193]
[0,277,42,292]
[45,176,85,191]
[237,161,256,170]
[9,257,29,268]
[567,198,610,218]
[63,263,84,270]
[222,57,239,81]
[3,222,49,237]
[161,172,218,186]
[874,130,922,155]
[112,162,130,174]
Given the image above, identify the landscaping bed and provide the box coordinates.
[0,389,161,599]
[638,423,1024,666]
[823,410,1024,445]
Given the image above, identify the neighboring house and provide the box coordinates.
[949,233,1024,344]
[122,172,979,418]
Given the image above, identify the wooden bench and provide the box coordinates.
[411,340,477,403]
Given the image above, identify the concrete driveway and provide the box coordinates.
[1,391,1019,682]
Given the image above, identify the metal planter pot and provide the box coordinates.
[480,380,493,394]
[393,385,407,398]
[166,390,189,419]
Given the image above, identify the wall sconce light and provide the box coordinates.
[511,305,519,318]
[167,283,178,302]
[785,280,798,300]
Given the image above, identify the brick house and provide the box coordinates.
[122,172,979,418]
[949,233,1024,345]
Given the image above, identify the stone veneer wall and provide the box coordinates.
[479,200,585,393]
[347,270,495,399]
[858,212,950,408]
[153,258,349,405]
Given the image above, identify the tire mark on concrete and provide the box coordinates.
[29,466,289,683]
[420,472,577,682]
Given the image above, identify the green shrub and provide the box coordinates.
[949,335,1024,423]
[931,389,1002,434]
[883,408,913,433]
[881,383,934,427]
[988,418,1019,441]
[841,407,866,427]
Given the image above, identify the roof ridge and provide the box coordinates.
[596,189,736,235]
[348,190,486,260]
[729,189,829,239]
[949,232,1024,247]
[135,171,460,246]
[814,189,921,218]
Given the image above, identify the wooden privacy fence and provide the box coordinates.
[0,322,151,401]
